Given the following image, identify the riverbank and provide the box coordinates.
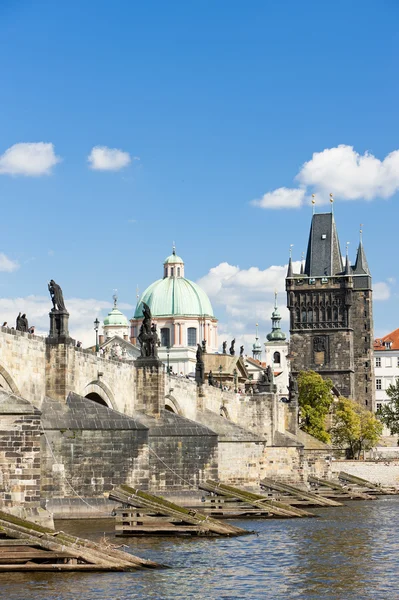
[332,460,399,486]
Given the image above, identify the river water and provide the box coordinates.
[1,497,398,600]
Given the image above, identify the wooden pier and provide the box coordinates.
[198,480,316,518]
[260,478,343,508]
[0,509,161,572]
[110,485,250,537]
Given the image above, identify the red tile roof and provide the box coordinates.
[374,328,399,350]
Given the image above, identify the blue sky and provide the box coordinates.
[0,0,398,345]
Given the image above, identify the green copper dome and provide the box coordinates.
[134,277,214,318]
[104,306,129,327]
[164,252,184,265]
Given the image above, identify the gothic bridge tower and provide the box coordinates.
[286,211,374,410]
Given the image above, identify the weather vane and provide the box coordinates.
[289,244,294,258]
[113,289,118,307]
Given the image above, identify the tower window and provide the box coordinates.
[171,267,174,277]
[273,351,281,364]
[161,328,170,347]
[187,327,197,346]
[177,267,180,277]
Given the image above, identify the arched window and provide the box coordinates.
[295,308,300,323]
[301,308,307,323]
[171,267,174,277]
[177,267,181,277]
[327,306,332,322]
[333,306,338,322]
[161,328,170,347]
[273,351,281,364]
[307,308,313,323]
[164,267,167,278]
[187,327,197,346]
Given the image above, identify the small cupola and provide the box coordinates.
[163,245,185,279]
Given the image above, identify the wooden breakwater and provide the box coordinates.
[198,480,315,518]
[0,509,161,572]
[110,485,250,537]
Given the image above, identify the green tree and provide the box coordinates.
[380,378,399,436]
[298,370,333,443]
[331,397,382,459]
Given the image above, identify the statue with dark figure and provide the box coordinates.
[48,280,67,312]
[256,364,276,394]
[240,345,244,357]
[208,370,216,387]
[288,373,299,403]
[16,312,28,332]
[222,341,227,354]
[202,339,206,354]
[137,302,159,358]
[195,343,205,386]
[229,339,235,356]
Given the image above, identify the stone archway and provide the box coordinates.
[165,395,183,415]
[219,405,230,419]
[0,363,20,395]
[82,380,117,410]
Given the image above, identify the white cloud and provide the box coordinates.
[88,146,131,171]
[254,144,399,209]
[251,187,305,209]
[0,296,133,346]
[0,142,61,176]
[198,261,301,352]
[0,253,19,272]
[374,282,390,301]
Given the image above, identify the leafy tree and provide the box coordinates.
[379,378,399,436]
[331,397,383,459]
[298,370,333,443]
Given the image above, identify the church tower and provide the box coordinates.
[286,211,374,410]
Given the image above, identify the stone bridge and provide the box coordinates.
[0,326,136,415]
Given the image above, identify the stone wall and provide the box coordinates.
[332,460,399,486]
[45,341,136,414]
[0,327,46,405]
[0,394,42,507]
[218,441,266,486]
[351,288,375,409]
[40,395,149,506]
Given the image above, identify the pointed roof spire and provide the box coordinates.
[300,251,304,275]
[252,323,262,359]
[345,242,351,275]
[304,212,343,277]
[353,224,370,275]
[267,292,286,342]
[287,244,294,277]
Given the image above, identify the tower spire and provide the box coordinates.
[353,224,370,275]
[330,193,334,214]
[287,244,294,277]
[252,323,262,361]
[267,293,286,342]
[345,242,350,275]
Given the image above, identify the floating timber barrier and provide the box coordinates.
[338,471,398,496]
[308,476,375,501]
[109,485,249,537]
[260,478,343,508]
[0,509,161,572]
[198,480,315,518]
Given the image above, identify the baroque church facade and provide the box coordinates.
[286,211,375,410]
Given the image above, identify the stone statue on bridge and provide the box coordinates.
[195,343,205,386]
[48,280,67,312]
[288,373,299,403]
[137,302,159,358]
[16,312,28,332]
[229,339,235,356]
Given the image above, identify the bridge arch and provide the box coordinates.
[165,395,183,415]
[82,380,117,410]
[0,363,20,395]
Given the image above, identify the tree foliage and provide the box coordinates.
[331,397,382,459]
[298,370,333,443]
[379,378,399,436]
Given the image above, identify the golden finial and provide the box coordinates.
[329,193,334,203]
[346,241,350,256]
[359,223,363,243]
[311,193,316,214]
